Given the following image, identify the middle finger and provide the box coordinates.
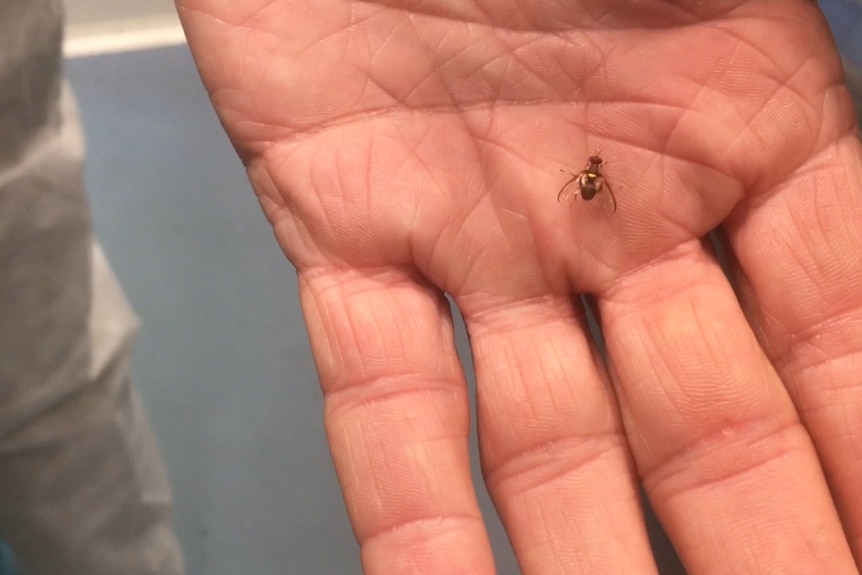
[459,294,659,575]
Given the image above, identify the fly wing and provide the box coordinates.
[558,183,580,203]
[557,172,580,203]
[601,180,617,213]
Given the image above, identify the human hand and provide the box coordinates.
[176,1,862,573]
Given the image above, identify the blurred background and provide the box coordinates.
[4,1,858,574]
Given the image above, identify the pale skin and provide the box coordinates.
[175,1,862,573]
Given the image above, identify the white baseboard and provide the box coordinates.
[64,14,186,58]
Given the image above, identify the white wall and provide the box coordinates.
[65,0,176,26]
[63,0,184,57]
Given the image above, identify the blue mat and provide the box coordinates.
[821,0,862,64]
[0,541,16,575]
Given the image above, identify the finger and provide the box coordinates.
[600,244,858,574]
[458,294,659,575]
[722,136,862,560]
[299,266,494,574]
[581,286,686,575]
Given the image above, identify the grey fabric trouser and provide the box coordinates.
[0,1,184,573]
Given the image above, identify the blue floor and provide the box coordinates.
[0,541,15,575]
[65,47,360,574]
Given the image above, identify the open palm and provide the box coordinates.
[177,1,862,573]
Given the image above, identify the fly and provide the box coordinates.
[558,153,616,213]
